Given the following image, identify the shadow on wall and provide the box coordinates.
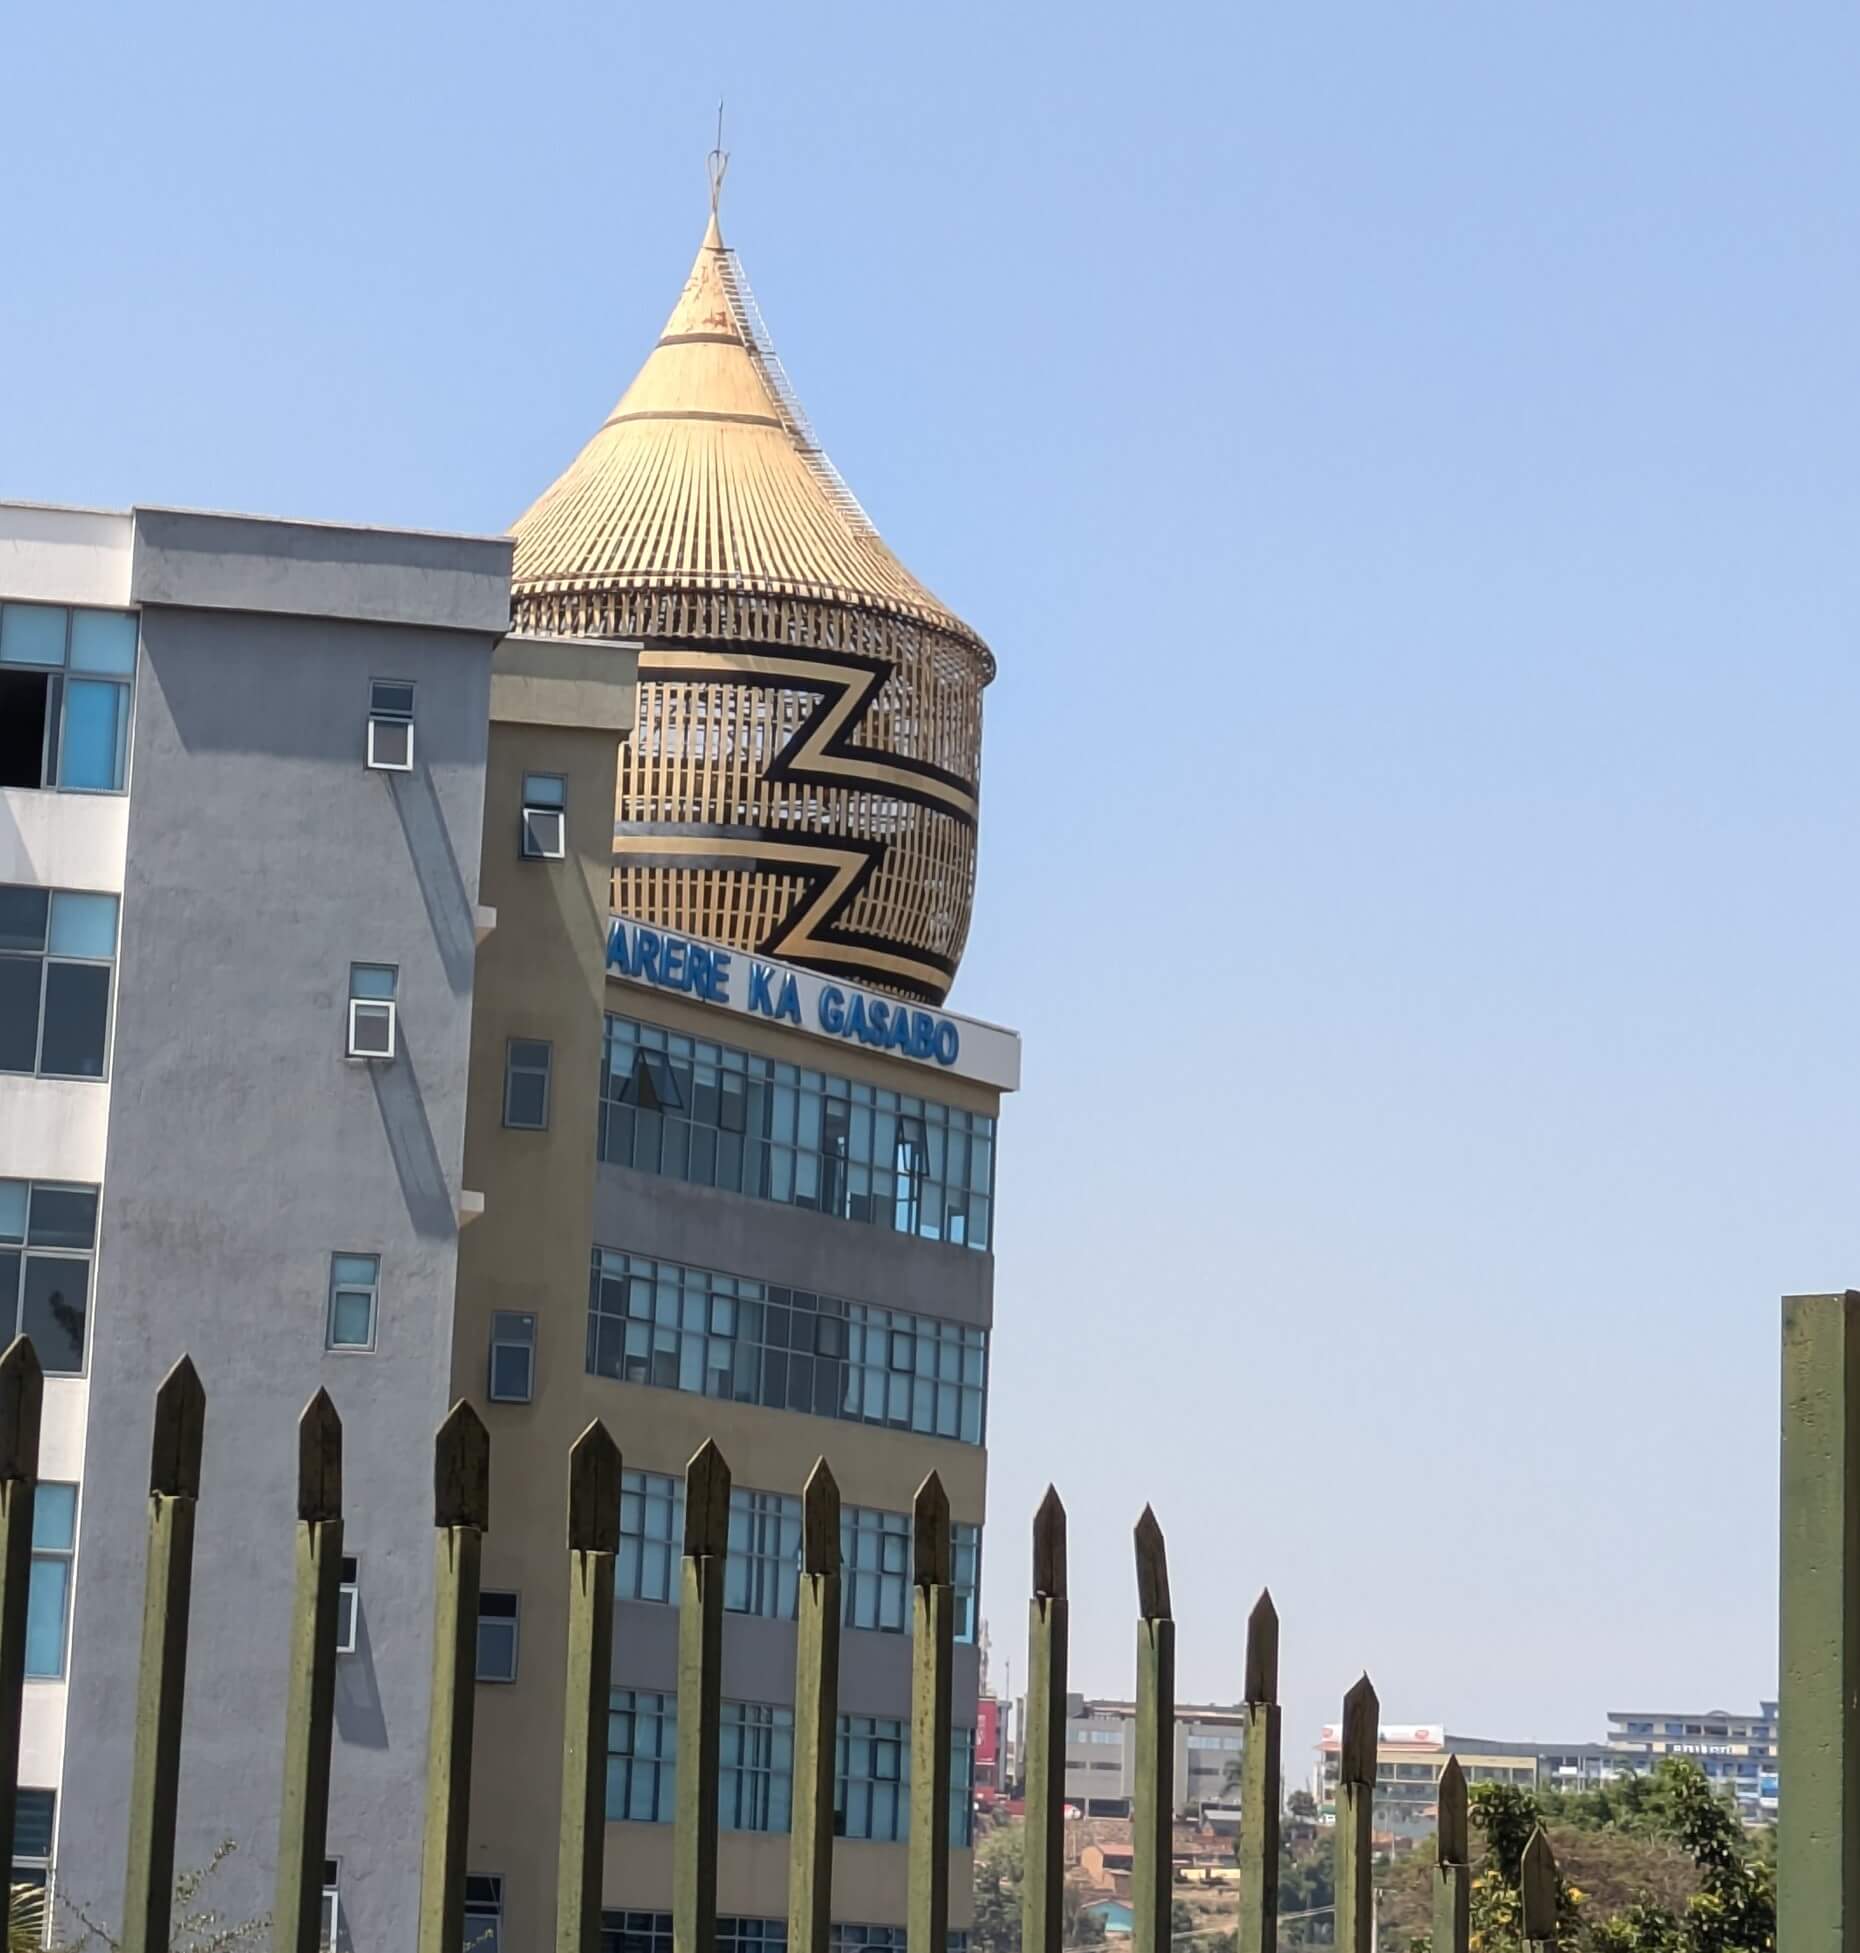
[387,766,475,998]
[335,1596,390,1752]
[370,1031,456,1241]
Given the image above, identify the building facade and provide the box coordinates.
[2,180,1012,1953]
[1053,1697,1248,1819]
[1604,1706,1779,1818]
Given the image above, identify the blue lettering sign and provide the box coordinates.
[748,962,775,1015]
[934,1021,960,1066]
[818,985,847,1035]
[709,949,732,1005]
[774,973,801,1023]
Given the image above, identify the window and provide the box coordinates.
[326,1254,379,1353]
[607,1689,677,1822]
[0,604,136,794]
[835,1719,973,1845]
[598,1015,996,1251]
[0,1180,98,1375]
[838,1509,981,1644]
[842,1507,910,1635]
[605,1917,788,1953]
[336,1557,360,1655]
[321,1860,340,1953]
[1,885,119,1080]
[488,1312,535,1404]
[721,1702,794,1832]
[588,1247,987,1446]
[477,1592,519,1683]
[463,1874,501,1953]
[12,1787,53,1893]
[366,680,414,772]
[521,773,567,859]
[726,1492,800,1621]
[617,1470,683,1605]
[26,1483,76,1679]
[836,1715,905,1841]
[503,1039,552,1130]
[346,965,397,1061]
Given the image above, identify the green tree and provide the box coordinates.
[971,1821,1105,1953]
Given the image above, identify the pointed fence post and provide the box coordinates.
[1132,1508,1175,1953]
[1023,1489,1068,1953]
[1335,1675,1378,1953]
[122,1356,207,1953]
[1520,1825,1558,1953]
[558,1421,621,1953]
[273,1390,344,1953]
[788,1461,841,1953]
[909,1473,955,1953]
[417,1402,490,1953]
[675,1440,730,1953]
[1238,1591,1279,1953]
[1432,1757,1470,1953]
[1780,1291,1860,1953]
[0,1339,42,1952]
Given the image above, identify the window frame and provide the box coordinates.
[0,885,119,1083]
[488,1311,536,1404]
[25,1480,78,1680]
[502,1038,553,1130]
[326,1253,381,1355]
[476,1590,520,1684]
[520,773,568,860]
[336,1555,361,1656]
[463,1873,503,1953]
[366,679,415,773]
[346,964,398,1062]
[0,1179,99,1378]
[0,603,137,796]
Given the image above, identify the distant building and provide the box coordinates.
[1313,1723,1537,1840]
[1605,1705,1779,1818]
[1040,1696,1247,1817]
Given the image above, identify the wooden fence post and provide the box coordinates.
[122,1355,207,1953]
[0,1339,42,1951]
[1132,1507,1175,1953]
[909,1472,955,1953]
[1432,1756,1470,1953]
[558,1420,621,1953]
[1780,1292,1860,1953]
[1335,1674,1378,1953]
[674,1439,729,1953]
[273,1390,344,1953]
[417,1401,490,1953]
[1238,1590,1279,1953]
[1023,1489,1068,1953]
[788,1460,841,1953]
[1520,1825,1558,1953]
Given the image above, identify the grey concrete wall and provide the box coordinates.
[59,604,494,1949]
[130,507,512,634]
[592,1164,994,1331]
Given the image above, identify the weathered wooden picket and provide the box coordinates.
[0,1292,1854,1952]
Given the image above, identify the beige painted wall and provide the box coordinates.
[454,664,991,1941]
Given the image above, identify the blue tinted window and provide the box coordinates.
[47,893,117,960]
[68,611,137,675]
[26,1483,76,1678]
[0,607,65,666]
[59,679,129,791]
[598,1014,995,1252]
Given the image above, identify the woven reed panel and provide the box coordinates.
[512,215,992,1005]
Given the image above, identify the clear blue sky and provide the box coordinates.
[7,1,1857,1763]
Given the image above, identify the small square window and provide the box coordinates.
[520,774,567,860]
[476,1592,519,1683]
[489,1312,536,1404]
[327,1253,380,1352]
[503,1039,552,1130]
[337,1557,360,1655]
[347,965,398,1061]
[366,680,415,772]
